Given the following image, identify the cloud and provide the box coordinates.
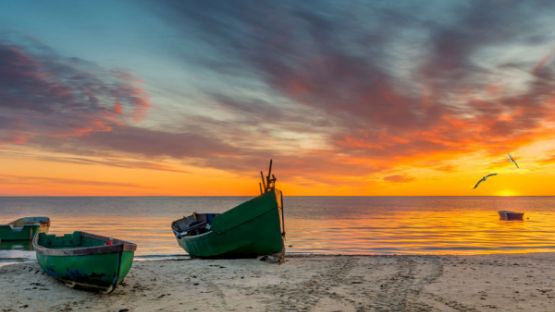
[37,155,188,173]
[81,124,239,159]
[383,174,415,183]
[5,2,555,187]
[150,0,555,171]
[0,174,141,188]
[0,37,150,145]
[0,36,352,180]
[539,155,555,165]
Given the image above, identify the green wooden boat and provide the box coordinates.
[172,160,286,258]
[0,217,50,242]
[33,231,136,292]
[0,240,33,251]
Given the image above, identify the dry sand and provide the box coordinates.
[1,253,555,311]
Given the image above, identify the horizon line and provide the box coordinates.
[1,195,555,198]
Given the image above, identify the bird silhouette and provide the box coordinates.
[473,173,498,189]
[507,154,520,169]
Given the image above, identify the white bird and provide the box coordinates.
[507,153,519,169]
[473,173,498,189]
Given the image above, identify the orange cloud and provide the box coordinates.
[114,102,123,115]
[383,174,415,183]
[539,155,555,165]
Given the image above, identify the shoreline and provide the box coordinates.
[2,253,555,311]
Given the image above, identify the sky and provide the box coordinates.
[2,0,555,196]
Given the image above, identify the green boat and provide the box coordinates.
[0,240,33,251]
[33,231,137,292]
[172,160,286,258]
[0,217,50,242]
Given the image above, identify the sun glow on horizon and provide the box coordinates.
[495,190,518,197]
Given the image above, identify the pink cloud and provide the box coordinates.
[0,39,150,144]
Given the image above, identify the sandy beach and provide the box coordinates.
[1,253,554,311]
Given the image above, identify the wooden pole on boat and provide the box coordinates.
[280,191,285,238]
[260,171,267,192]
[259,182,263,195]
[266,159,277,191]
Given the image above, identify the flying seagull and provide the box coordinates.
[507,153,519,169]
[473,173,498,189]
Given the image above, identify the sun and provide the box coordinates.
[496,190,518,197]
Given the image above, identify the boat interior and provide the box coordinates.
[38,232,112,249]
[10,217,50,227]
[1,224,34,232]
[8,217,50,230]
[172,213,219,238]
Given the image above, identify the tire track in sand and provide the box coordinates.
[262,257,358,312]
[373,256,418,312]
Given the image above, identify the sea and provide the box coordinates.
[2,196,555,266]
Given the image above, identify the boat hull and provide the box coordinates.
[0,216,50,242]
[498,210,524,221]
[0,240,33,250]
[33,232,136,291]
[174,190,285,258]
[0,224,40,242]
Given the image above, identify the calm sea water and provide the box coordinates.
[2,196,555,264]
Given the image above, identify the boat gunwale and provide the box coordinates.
[8,216,50,227]
[177,229,213,241]
[33,231,137,256]
[498,210,524,215]
[0,224,39,231]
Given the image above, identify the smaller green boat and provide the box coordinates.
[0,217,50,242]
[33,231,136,292]
[0,240,33,251]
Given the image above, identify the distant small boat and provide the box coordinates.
[172,160,285,259]
[33,231,136,292]
[0,216,50,242]
[498,210,524,221]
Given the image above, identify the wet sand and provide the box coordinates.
[1,253,555,311]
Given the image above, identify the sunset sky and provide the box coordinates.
[2,1,555,196]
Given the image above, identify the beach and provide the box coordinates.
[2,253,555,312]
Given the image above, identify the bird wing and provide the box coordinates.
[473,177,485,189]
[508,154,520,168]
[474,173,497,189]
